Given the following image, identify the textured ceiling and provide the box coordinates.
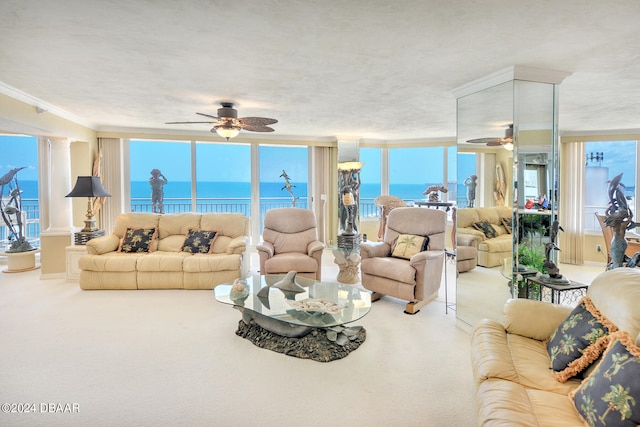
[1,0,639,141]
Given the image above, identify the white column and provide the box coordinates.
[45,137,73,231]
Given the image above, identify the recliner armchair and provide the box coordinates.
[360,207,446,314]
[257,207,325,280]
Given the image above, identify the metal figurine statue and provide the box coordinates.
[149,169,168,214]
[464,174,478,207]
[541,219,568,283]
[0,167,35,252]
[280,170,298,207]
[604,172,640,268]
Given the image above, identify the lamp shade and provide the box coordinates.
[66,176,111,198]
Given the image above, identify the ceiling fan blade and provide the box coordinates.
[239,117,278,126]
[196,112,220,120]
[240,124,275,132]
[486,140,504,146]
[165,121,217,124]
[466,138,500,144]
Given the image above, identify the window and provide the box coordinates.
[584,140,637,231]
[129,140,192,213]
[359,147,381,217]
[389,147,444,203]
[196,142,250,215]
[259,145,308,230]
[0,135,39,248]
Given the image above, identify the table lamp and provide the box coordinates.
[66,176,111,232]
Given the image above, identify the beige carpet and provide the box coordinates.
[0,251,476,427]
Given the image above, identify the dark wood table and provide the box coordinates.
[525,276,588,305]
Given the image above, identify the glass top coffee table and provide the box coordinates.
[214,273,372,361]
[214,274,371,328]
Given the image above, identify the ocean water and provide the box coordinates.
[130,181,437,202]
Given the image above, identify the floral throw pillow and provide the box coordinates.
[391,234,429,260]
[570,332,640,427]
[181,229,217,254]
[118,227,157,253]
[472,220,497,238]
[546,297,617,382]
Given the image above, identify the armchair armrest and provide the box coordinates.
[409,249,443,267]
[255,241,274,258]
[86,234,120,255]
[307,240,325,257]
[360,242,391,259]
[227,235,249,255]
[503,299,573,341]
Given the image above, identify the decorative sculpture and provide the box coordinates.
[280,169,298,207]
[423,184,448,203]
[149,169,167,214]
[540,219,569,283]
[604,173,640,268]
[0,167,35,253]
[464,175,478,207]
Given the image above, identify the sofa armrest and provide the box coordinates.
[503,298,573,341]
[307,240,325,257]
[360,242,391,259]
[86,234,120,255]
[457,233,482,248]
[227,235,249,255]
[256,241,274,258]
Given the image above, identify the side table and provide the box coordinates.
[66,245,87,281]
[525,276,588,305]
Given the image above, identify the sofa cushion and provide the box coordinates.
[570,332,640,427]
[264,253,319,274]
[477,379,585,427]
[477,234,512,252]
[136,251,189,272]
[391,234,429,260]
[113,213,160,238]
[181,229,218,254]
[471,319,581,394]
[78,252,144,272]
[183,253,241,273]
[118,227,158,253]
[473,220,498,238]
[158,212,201,239]
[546,296,618,382]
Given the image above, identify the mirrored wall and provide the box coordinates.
[455,72,562,327]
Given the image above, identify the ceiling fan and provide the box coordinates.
[466,124,513,149]
[166,102,278,140]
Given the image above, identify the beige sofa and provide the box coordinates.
[79,212,249,290]
[471,268,640,426]
[456,206,512,267]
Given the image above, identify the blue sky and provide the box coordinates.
[586,141,636,184]
[0,135,39,181]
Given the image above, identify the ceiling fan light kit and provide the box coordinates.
[166,102,278,141]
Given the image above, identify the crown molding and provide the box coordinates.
[452,65,572,99]
[0,80,95,129]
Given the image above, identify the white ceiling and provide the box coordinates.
[1,0,639,141]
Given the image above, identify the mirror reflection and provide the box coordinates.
[455,79,559,328]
